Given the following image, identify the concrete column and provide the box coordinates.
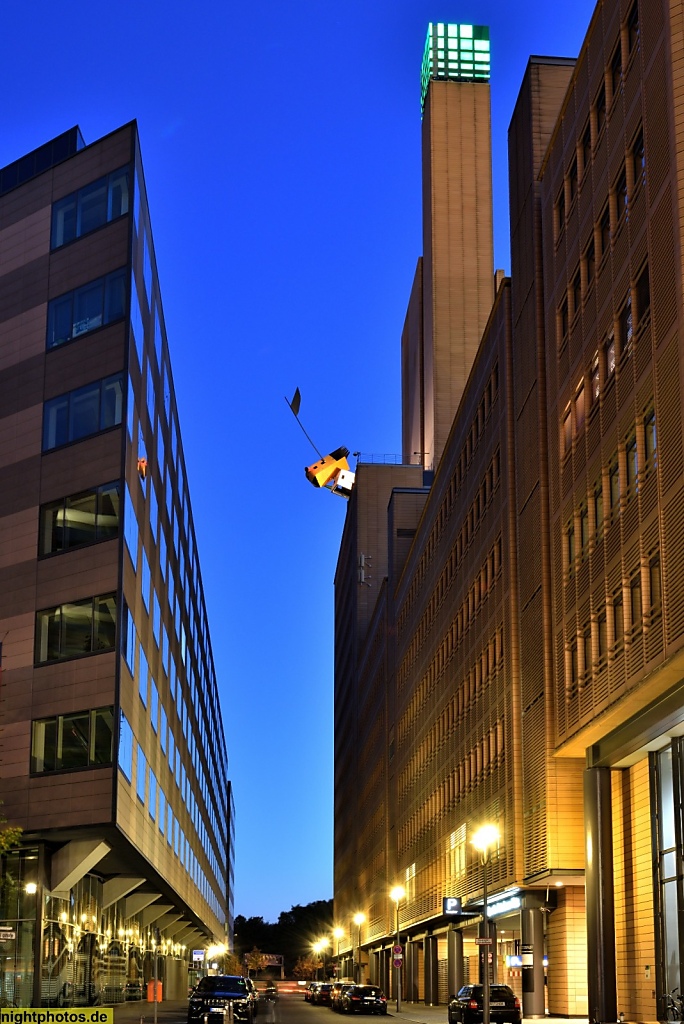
[380,949,390,995]
[423,935,439,1005]
[585,766,617,1024]
[405,940,419,1002]
[521,905,545,1017]
[369,951,377,986]
[447,928,464,997]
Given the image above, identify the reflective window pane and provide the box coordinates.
[65,490,98,548]
[47,294,73,349]
[62,599,94,657]
[43,396,69,451]
[70,383,100,441]
[51,195,77,248]
[73,280,104,336]
[94,594,117,651]
[101,374,124,429]
[108,168,130,220]
[92,708,114,764]
[77,179,108,235]
[59,712,90,769]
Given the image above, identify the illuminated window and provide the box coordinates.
[618,294,633,358]
[35,594,116,664]
[31,707,114,773]
[591,354,600,402]
[39,482,119,556]
[606,333,616,377]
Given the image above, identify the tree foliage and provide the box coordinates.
[234,899,333,975]
[0,806,21,855]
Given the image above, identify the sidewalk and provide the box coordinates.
[387,1004,588,1024]
[99,999,188,1023]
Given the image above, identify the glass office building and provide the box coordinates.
[0,123,232,1007]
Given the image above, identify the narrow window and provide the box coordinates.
[636,262,650,325]
[597,610,608,662]
[562,409,572,454]
[627,1,640,57]
[595,83,607,136]
[580,504,590,551]
[572,269,582,317]
[556,188,566,238]
[591,354,600,403]
[609,461,620,511]
[650,555,662,613]
[613,591,624,647]
[559,296,569,346]
[568,159,578,203]
[644,409,656,466]
[582,122,592,175]
[618,294,633,359]
[594,482,604,536]
[585,238,596,291]
[576,383,586,432]
[610,44,622,101]
[606,333,616,377]
[567,522,576,565]
[600,205,611,258]
[630,573,642,632]
[633,129,645,189]
[626,434,638,492]
[582,629,592,679]
[615,166,628,223]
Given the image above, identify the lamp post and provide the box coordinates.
[389,886,405,1013]
[333,928,344,977]
[352,914,365,982]
[471,825,500,1024]
[312,941,323,981]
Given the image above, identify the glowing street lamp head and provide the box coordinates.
[334,927,344,940]
[353,913,366,927]
[390,886,406,904]
[472,823,500,857]
[24,882,38,895]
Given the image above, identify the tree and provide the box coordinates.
[293,956,317,980]
[0,806,21,855]
[245,947,268,980]
[223,952,243,975]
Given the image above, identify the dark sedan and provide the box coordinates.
[448,985,521,1024]
[340,985,387,1014]
[188,975,256,1024]
[311,983,334,1006]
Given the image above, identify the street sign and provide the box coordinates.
[393,945,403,955]
[474,937,493,945]
[393,957,403,968]
[0,929,16,942]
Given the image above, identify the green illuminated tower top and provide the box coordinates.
[420,23,490,115]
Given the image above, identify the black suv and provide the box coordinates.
[188,975,256,1024]
[447,985,521,1024]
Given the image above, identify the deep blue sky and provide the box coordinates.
[3,0,595,923]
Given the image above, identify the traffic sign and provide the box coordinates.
[393,957,403,968]
[0,929,16,942]
[474,937,493,945]
[393,945,403,955]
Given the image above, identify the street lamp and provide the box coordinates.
[312,940,323,981]
[472,824,500,1024]
[333,928,344,976]
[389,886,405,1013]
[352,914,365,982]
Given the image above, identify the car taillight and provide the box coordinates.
[352,997,360,1001]
[468,1000,479,1010]
[514,999,520,1009]
[380,997,386,1002]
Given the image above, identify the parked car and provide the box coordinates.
[305,982,321,1002]
[311,983,334,1006]
[188,975,256,1024]
[340,985,387,1015]
[332,983,355,1011]
[447,985,521,1024]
